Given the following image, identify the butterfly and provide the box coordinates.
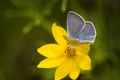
[63,11,96,46]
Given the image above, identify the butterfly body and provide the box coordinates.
[63,35,90,48]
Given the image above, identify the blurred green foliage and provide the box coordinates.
[0,0,120,80]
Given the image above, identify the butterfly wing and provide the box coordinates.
[67,11,85,39]
[78,21,96,43]
[67,11,96,43]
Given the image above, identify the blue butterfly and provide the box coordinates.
[66,11,96,44]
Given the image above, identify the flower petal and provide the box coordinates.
[55,59,72,80]
[80,55,91,70]
[37,56,66,68]
[69,60,80,80]
[52,23,67,45]
[75,55,91,70]
[76,43,90,55]
[74,55,84,69]
[37,44,63,58]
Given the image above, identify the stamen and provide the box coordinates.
[64,46,76,58]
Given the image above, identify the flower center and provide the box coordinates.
[64,46,76,58]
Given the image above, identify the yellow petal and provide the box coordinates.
[37,56,66,68]
[52,23,67,45]
[80,55,91,70]
[75,55,91,70]
[37,44,63,58]
[74,55,84,66]
[76,43,90,55]
[69,60,80,80]
[55,59,72,80]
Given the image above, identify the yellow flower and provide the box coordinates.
[37,23,91,80]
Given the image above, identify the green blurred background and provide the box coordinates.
[0,0,120,80]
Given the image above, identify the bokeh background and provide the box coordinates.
[0,0,120,80]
